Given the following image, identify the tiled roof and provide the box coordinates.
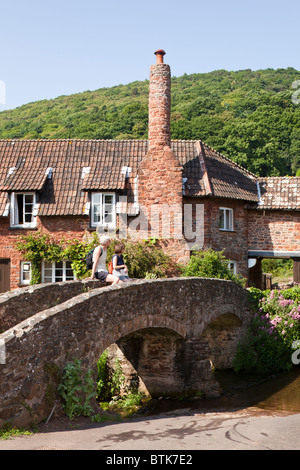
[257,177,300,210]
[197,141,259,202]
[0,138,262,217]
[81,140,148,190]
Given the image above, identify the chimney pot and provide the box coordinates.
[154,49,166,64]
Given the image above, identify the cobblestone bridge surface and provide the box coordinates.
[0,277,251,427]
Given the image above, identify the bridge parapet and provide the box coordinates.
[0,279,106,333]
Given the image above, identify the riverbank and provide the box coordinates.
[2,367,299,443]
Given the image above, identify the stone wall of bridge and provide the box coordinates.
[0,279,105,333]
[0,278,251,428]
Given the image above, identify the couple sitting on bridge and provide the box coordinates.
[91,235,131,285]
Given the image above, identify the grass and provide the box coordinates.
[99,392,151,418]
[0,424,33,440]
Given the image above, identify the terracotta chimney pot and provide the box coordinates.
[154,49,166,64]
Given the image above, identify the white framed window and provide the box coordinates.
[41,260,75,283]
[91,192,116,229]
[20,261,31,285]
[219,207,233,231]
[11,192,38,228]
[227,260,237,274]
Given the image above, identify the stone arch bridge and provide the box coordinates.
[0,277,251,427]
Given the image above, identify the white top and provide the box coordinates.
[95,246,107,272]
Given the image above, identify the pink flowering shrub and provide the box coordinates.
[258,288,300,347]
[233,286,300,374]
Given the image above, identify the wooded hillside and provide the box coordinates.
[0,67,299,177]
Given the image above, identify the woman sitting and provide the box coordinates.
[112,243,131,282]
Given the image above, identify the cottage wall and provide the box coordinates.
[183,197,250,279]
[0,197,256,291]
[0,216,90,290]
[248,209,300,252]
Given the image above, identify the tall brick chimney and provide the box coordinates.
[148,50,171,150]
[137,50,183,240]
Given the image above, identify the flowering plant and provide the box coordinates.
[233,286,300,374]
[257,288,300,347]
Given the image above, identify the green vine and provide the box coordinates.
[15,231,99,284]
[97,351,125,402]
[15,231,178,285]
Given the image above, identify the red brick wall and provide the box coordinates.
[183,197,250,278]
[248,210,300,252]
[39,216,89,241]
[0,218,23,290]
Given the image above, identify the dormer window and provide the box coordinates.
[91,192,116,229]
[11,192,38,228]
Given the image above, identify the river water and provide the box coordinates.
[146,367,300,416]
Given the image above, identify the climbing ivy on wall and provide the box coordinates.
[15,231,99,284]
[15,232,179,285]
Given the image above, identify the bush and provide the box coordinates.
[181,248,246,286]
[233,287,300,374]
[107,238,179,279]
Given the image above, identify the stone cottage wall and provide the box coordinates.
[248,209,300,252]
[183,196,250,279]
[0,215,90,291]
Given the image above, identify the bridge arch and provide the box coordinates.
[0,277,251,427]
[200,312,243,369]
[100,314,187,351]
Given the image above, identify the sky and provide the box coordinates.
[0,0,300,111]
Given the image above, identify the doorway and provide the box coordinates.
[0,259,10,293]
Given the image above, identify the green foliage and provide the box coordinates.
[15,232,64,284]
[15,230,99,284]
[107,238,179,279]
[97,350,110,401]
[63,231,99,279]
[0,424,32,440]
[181,248,246,286]
[1,68,300,176]
[96,351,148,416]
[16,232,62,261]
[111,392,148,415]
[15,232,179,284]
[97,351,125,402]
[247,287,264,312]
[58,359,99,420]
[233,287,300,374]
[261,258,293,278]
